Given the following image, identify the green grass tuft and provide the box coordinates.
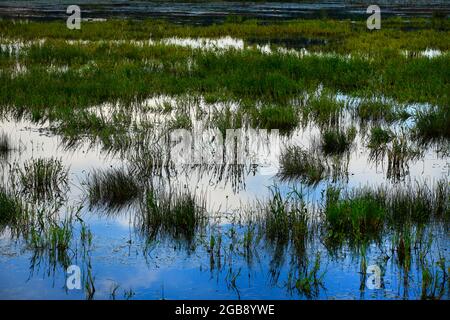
[321,127,356,155]
[86,167,141,209]
[279,146,326,185]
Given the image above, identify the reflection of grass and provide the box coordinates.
[279,146,326,185]
[321,127,356,155]
[294,253,324,299]
[86,167,140,209]
[0,132,12,155]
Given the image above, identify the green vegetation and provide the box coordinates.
[251,104,298,133]
[357,100,397,122]
[257,186,309,252]
[0,18,448,145]
[321,127,356,154]
[16,158,68,201]
[0,188,25,230]
[325,187,386,241]
[0,15,448,299]
[1,18,448,52]
[86,167,141,209]
[140,189,207,242]
[302,94,345,127]
[368,126,393,149]
[324,180,450,243]
[414,106,450,142]
[279,146,326,185]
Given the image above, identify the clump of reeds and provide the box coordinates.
[251,104,298,134]
[414,106,450,142]
[86,167,141,209]
[321,127,356,155]
[256,186,309,253]
[368,126,393,149]
[356,100,396,122]
[324,180,449,244]
[17,158,69,201]
[386,136,421,182]
[140,188,207,242]
[324,187,386,242]
[279,146,326,186]
[0,187,26,231]
[303,94,345,127]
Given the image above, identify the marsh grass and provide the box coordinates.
[140,188,207,243]
[0,187,26,232]
[356,100,402,123]
[324,187,386,242]
[279,146,326,185]
[251,104,298,134]
[387,180,449,225]
[414,106,450,142]
[368,126,393,149]
[321,127,356,155]
[324,181,449,245]
[16,158,69,202]
[302,94,345,127]
[386,136,421,182]
[255,186,309,254]
[86,167,141,210]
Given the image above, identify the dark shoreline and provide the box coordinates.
[0,1,448,24]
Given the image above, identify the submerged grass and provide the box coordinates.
[321,127,356,155]
[368,126,393,149]
[16,158,69,201]
[86,167,141,209]
[414,106,450,143]
[324,180,450,244]
[140,188,207,243]
[279,146,326,185]
[325,187,386,242]
[0,187,26,231]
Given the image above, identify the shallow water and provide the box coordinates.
[0,87,448,299]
